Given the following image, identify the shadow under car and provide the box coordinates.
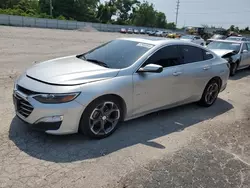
[9,98,233,163]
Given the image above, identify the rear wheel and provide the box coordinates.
[79,97,122,139]
[199,79,220,107]
[230,63,238,76]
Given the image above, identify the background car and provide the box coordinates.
[180,35,205,46]
[206,34,227,45]
[140,29,146,34]
[120,28,127,34]
[13,38,229,139]
[127,28,133,34]
[148,30,157,36]
[155,31,168,37]
[134,29,139,34]
[207,40,250,76]
[225,36,248,41]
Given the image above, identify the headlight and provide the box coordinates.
[33,93,80,104]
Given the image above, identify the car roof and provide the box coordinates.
[227,36,245,38]
[210,39,244,44]
[118,37,202,46]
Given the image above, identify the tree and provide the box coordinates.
[166,22,176,29]
[115,0,140,24]
[245,26,249,31]
[0,0,21,9]
[229,25,235,31]
[14,0,39,13]
[97,1,117,23]
[132,1,156,27]
[235,26,239,33]
[155,11,166,28]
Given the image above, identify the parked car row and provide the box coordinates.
[120,28,175,37]
[206,35,250,45]
[120,28,147,34]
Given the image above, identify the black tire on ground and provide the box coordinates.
[199,79,221,107]
[79,96,123,139]
[230,62,238,76]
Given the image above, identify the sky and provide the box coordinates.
[100,0,250,29]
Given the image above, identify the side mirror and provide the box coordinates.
[138,64,163,73]
[242,49,248,53]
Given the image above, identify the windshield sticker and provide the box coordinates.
[137,43,154,49]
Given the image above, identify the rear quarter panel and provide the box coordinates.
[211,57,230,91]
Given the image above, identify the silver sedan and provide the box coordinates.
[13,38,230,138]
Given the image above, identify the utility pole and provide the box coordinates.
[49,0,53,17]
[175,0,180,29]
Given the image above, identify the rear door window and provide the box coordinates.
[145,45,182,68]
[247,43,250,50]
[179,45,204,64]
[203,50,214,60]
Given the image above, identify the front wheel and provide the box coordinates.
[79,97,122,139]
[199,80,220,107]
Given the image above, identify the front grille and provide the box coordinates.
[14,94,34,118]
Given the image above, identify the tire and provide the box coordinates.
[199,79,220,107]
[79,96,122,139]
[230,62,238,76]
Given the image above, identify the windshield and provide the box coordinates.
[207,41,241,53]
[211,35,224,39]
[226,37,243,41]
[79,40,154,69]
[181,35,194,39]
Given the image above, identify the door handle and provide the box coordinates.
[203,65,211,70]
[173,71,182,76]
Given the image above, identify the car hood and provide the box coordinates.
[26,55,120,85]
[209,49,235,57]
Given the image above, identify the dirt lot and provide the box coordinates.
[0,26,250,188]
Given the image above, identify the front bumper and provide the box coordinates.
[13,89,85,135]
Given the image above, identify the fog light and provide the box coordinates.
[35,116,63,124]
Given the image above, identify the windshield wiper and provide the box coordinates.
[77,54,109,68]
[86,59,109,68]
[76,54,86,60]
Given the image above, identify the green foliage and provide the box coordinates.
[3,0,246,31]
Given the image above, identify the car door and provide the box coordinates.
[239,43,250,67]
[174,45,214,102]
[132,45,182,115]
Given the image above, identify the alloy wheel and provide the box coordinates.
[205,83,219,105]
[89,102,120,136]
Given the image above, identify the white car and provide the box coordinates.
[180,35,205,46]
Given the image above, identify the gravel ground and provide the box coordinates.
[0,26,250,188]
